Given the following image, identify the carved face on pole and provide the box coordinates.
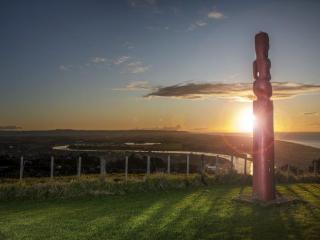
[255,32,269,59]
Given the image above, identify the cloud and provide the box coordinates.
[304,112,318,116]
[113,56,130,65]
[60,55,149,75]
[90,57,107,64]
[129,0,156,7]
[145,82,320,101]
[188,20,208,31]
[188,9,225,31]
[123,41,134,49]
[126,80,152,90]
[127,61,151,74]
[90,56,130,66]
[191,127,209,131]
[134,124,181,131]
[145,82,251,100]
[60,57,109,71]
[114,80,153,91]
[195,20,207,27]
[0,125,22,130]
[207,10,225,19]
[59,65,72,71]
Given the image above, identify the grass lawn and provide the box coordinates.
[0,184,319,240]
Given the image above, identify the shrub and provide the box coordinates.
[1,172,317,201]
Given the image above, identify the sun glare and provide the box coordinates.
[236,107,255,133]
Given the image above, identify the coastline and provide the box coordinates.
[278,139,320,149]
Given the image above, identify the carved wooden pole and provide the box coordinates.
[252,32,275,201]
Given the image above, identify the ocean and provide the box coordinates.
[276,132,320,149]
[210,132,320,149]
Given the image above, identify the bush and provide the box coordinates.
[0,173,252,201]
[2,172,317,201]
[275,170,320,184]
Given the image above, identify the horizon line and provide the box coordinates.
[0,129,319,134]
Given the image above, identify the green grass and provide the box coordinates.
[0,183,319,240]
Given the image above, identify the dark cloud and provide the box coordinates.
[0,125,22,130]
[145,82,320,101]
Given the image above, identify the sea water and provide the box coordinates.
[276,132,320,149]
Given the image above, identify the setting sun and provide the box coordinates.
[236,107,255,133]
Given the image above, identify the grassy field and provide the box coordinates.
[0,183,319,240]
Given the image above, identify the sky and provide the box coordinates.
[0,0,320,132]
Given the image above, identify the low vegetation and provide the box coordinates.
[1,173,319,201]
[0,173,250,201]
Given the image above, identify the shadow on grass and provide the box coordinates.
[223,186,289,240]
[296,184,320,200]
[0,231,8,240]
[311,184,320,190]
[118,185,306,240]
[1,185,320,240]
[115,187,234,240]
[281,184,320,239]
